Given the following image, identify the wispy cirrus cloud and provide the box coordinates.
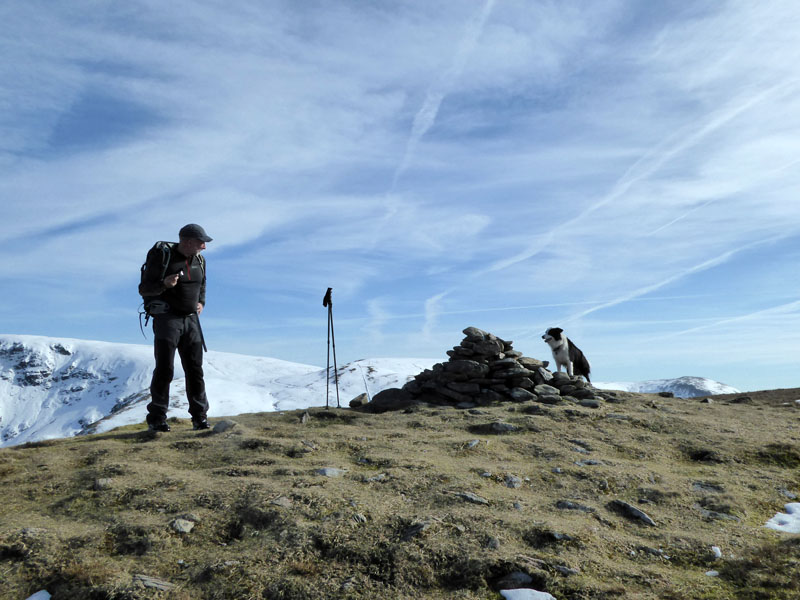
[1,1,799,390]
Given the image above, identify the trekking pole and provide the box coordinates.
[323,288,340,409]
[195,312,208,353]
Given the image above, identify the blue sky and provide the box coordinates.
[1,0,799,392]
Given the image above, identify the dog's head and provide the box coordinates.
[542,327,564,348]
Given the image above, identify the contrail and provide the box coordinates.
[647,154,800,236]
[391,0,496,191]
[422,291,449,339]
[659,299,800,340]
[483,79,794,274]
[646,198,717,236]
[514,233,789,339]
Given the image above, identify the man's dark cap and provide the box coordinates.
[179,224,213,242]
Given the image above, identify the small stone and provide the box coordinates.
[455,491,489,505]
[492,357,520,369]
[510,388,537,402]
[133,574,175,591]
[316,467,347,477]
[93,478,113,491]
[470,422,517,434]
[608,500,657,526]
[352,513,368,524]
[579,399,601,409]
[444,360,489,378]
[711,546,722,559]
[502,367,534,378]
[536,394,562,405]
[170,519,195,534]
[212,420,237,434]
[556,500,595,513]
[486,537,501,549]
[462,326,489,340]
[270,496,293,508]
[534,384,560,396]
[178,513,200,522]
[731,395,752,404]
[436,386,472,403]
[465,439,481,449]
[448,381,481,395]
[705,570,720,577]
[518,357,545,369]
[505,475,523,489]
[551,372,572,383]
[606,413,630,420]
[402,521,432,540]
[472,339,505,356]
[349,393,368,408]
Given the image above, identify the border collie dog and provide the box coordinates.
[542,327,591,382]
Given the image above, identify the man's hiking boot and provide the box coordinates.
[192,418,210,430]
[148,421,171,433]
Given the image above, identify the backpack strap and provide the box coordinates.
[197,253,205,280]
[155,241,174,282]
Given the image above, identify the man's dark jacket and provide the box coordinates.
[139,243,206,315]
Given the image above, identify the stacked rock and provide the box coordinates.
[400,327,598,407]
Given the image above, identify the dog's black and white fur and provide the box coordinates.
[542,327,591,382]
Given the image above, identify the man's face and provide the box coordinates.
[180,238,206,256]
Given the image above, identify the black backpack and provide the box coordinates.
[138,241,205,334]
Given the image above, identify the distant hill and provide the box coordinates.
[594,376,740,398]
[1,334,738,447]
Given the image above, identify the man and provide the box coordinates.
[139,224,212,432]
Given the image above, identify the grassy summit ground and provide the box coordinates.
[2,388,800,599]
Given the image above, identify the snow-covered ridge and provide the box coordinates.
[593,376,740,398]
[0,334,738,447]
[0,334,435,448]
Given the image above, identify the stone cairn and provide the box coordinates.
[365,327,602,412]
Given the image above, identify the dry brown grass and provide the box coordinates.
[1,388,800,599]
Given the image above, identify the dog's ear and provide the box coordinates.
[551,327,563,336]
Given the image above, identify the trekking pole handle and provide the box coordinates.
[323,287,332,307]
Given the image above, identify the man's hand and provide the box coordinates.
[197,303,204,315]
[164,273,180,288]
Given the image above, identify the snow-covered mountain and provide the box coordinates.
[0,334,435,448]
[0,334,740,447]
[593,376,740,398]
